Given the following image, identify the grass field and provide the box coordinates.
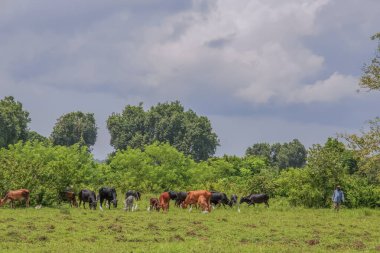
[0,199,379,253]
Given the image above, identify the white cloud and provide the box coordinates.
[287,72,358,103]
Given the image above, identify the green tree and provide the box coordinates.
[51,111,97,148]
[275,139,307,169]
[107,101,219,161]
[360,33,380,91]
[0,96,30,148]
[341,118,380,183]
[245,143,271,161]
[27,130,49,144]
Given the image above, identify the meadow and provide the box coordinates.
[0,198,379,253]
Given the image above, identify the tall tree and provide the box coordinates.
[50,111,97,148]
[0,96,30,148]
[245,143,271,161]
[107,101,219,161]
[245,139,307,169]
[360,33,380,91]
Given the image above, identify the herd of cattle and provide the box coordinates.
[0,188,270,213]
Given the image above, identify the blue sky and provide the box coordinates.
[1,0,379,159]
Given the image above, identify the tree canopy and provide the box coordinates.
[0,96,30,148]
[245,139,307,169]
[50,111,97,148]
[107,101,219,161]
[360,33,380,91]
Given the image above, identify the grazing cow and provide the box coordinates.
[182,190,212,212]
[0,189,30,208]
[197,195,209,213]
[210,192,231,208]
[99,187,118,210]
[230,194,238,206]
[240,193,269,207]
[175,192,187,207]
[149,198,160,212]
[125,190,141,201]
[159,192,171,212]
[168,191,177,200]
[124,195,136,212]
[59,191,78,207]
[78,189,97,210]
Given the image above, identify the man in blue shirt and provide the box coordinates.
[332,185,345,211]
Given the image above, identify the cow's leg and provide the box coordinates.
[99,198,104,211]
[108,200,111,210]
[265,201,269,208]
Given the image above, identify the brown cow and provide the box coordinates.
[149,198,160,212]
[197,195,210,212]
[182,190,212,212]
[59,191,78,207]
[159,192,170,212]
[0,189,30,208]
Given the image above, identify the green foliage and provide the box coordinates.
[0,96,31,148]
[107,101,219,161]
[341,117,380,183]
[246,139,307,169]
[0,141,98,205]
[107,142,194,193]
[50,111,97,148]
[360,32,380,91]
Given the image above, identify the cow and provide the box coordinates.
[99,187,118,210]
[168,191,177,200]
[182,190,212,212]
[159,192,171,212]
[149,198,160,212]
[240,193,269,207]
[124,195,136,212]
[197,195,210,213]
[230,194,238,206]
[59,191,78,207]
[174,192,187,207]
[125,190,141,201]
[0,189,30,208]
[210,192,231,208]
[78,189,97,210]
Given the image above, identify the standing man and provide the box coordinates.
[332,185,345,211]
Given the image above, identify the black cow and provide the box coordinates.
[125,190,141,201]
[230,194,238,206]
[99,187,118,210]
[240,193,269,207]
[78,189,97,210]
[175,192,187,207]
[211,192,231,208]
[168,191,177,200]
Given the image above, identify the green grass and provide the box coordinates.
[0,199,379,253]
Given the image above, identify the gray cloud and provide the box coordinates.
[1,0,379,159]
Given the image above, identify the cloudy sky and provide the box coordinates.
[1,0,379,159]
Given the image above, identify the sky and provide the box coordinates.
[1,0,379,160]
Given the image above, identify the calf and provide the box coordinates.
[149,198,160,212]
[159,192,170,212]
[99,187,118,210]
[0,189,30,208]
[240,193,269,207]
[78,189,97,210]
[59,191,78,207]
[124,195,136,211]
